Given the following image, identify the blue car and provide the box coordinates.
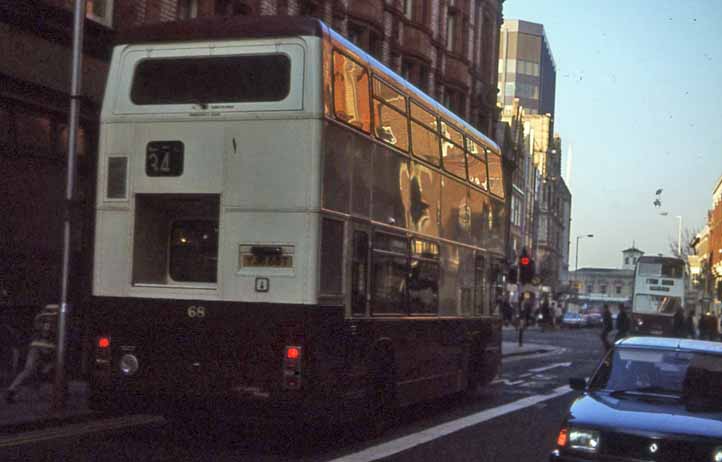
[551,337,722,461]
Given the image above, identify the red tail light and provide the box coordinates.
[286,346,301,360]
[98,337,110,349]
[282,345,303,390]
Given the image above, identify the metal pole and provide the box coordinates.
[677,216,683,257]
[53,0,86,412]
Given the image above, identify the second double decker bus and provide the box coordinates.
[87,16,507,428]
[631,255,686,336]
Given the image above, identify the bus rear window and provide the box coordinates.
[170,220,219,283]
[130,55,291,105]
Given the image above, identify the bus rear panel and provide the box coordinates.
[88,17,504,423]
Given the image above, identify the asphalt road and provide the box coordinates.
[0,326,606,462]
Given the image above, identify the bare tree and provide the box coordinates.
[668,227,700,260]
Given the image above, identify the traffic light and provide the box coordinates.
[519,255,535,284]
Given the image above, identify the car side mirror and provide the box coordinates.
[569,377,587,391]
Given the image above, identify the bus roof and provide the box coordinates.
[115,15,500,155]
[116,15,324,45]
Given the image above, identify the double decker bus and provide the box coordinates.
[631,255,686,336]
[88,16,507,426]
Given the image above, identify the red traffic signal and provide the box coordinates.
[520,257,530,266]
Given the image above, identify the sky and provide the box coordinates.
[502,0,722,269]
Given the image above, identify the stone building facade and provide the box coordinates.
[0,0,504,311]
[569,248,641,308]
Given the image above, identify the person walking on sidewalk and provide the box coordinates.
[615,304,631,342]
[600,304,613,351]
[518,294,533,347]
[5,305,58,404]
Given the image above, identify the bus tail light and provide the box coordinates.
[95,335,111,364]
[282,345,303,390]
[94,335,112,381]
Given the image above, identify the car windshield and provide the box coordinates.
[589,349,722,401]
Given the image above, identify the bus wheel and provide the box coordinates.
[465,343,483,397]
[365,352,397,437]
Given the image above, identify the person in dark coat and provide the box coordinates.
[615,304,631,341]
[540,298,551,332]
[518,295,533,347]
[672,306,686,338]
[685,308,696,339]
[601,304,613,351]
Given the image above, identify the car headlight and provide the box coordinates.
[713,446,722,462]
[568,428,601,453]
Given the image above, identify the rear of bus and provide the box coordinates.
[631,256,686,336]
[88,17,329,416]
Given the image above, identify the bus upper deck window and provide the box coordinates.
[130,55,291,105]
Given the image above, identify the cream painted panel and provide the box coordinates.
[93,209,131,297]
[220,211,317,305]
[223,119,321,210]
[132,122,224,195]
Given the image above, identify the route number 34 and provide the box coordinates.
[187,305,206,318]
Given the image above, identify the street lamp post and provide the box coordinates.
[574,234,595,294]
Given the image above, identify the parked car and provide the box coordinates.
[585,312,603,327]
[561,312,587,328]
[551,337,722,461]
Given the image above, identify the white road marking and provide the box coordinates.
[529,362,572,373]
[491,378,526,386]
[328,385,573,462]
[0,415,164,448]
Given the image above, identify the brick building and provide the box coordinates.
[0,0,503,313]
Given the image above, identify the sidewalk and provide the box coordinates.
[0,381,93,433]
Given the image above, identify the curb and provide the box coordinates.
[502,348,553,358]
[0,410,97,436]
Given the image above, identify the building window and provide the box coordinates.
[177,0,198,19]
[86,0,113,27]
[615,286,622,295]
[443,87,463,116]
[586,285,593,293]
[625,257,629,265]
[348,22,383,59]
[216,0,252,15]
[446,12,457,53]
[401,57,429,93]
[600,285,607,294]
[404,0,413,19]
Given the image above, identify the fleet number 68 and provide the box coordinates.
[187,305,206,318]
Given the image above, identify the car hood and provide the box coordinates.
[568,392,722,439]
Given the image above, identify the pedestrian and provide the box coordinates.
[615,304,630,341]
[5,305,58,404]
[685,308,696,339]
[518,294,533,347]
[699,311,719,341]
[540,297,550,333]
[672,306,686,338]
[502,297,513,327]
[601,304,613,351]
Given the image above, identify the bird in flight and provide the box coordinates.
[653,188,663,208]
